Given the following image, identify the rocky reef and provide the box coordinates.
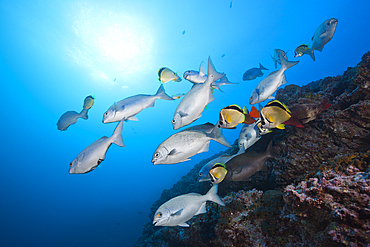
[135,52,370,247]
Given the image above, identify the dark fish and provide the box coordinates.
[224,141,279,181]
[182,30,185,35]
[242,63,268,81]
[283,99,331,127]
[221,54,225,58]
[230,1,232,8]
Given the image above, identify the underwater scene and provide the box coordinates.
[1,1,370,247]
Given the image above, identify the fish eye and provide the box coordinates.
[155,153,159,157]
[104,112,108,116]
[199,173,203,176]
[157,212,162,218]
[172,119,176,123]
[69,162,72,167]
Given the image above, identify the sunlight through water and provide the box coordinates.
[66,2,153,85]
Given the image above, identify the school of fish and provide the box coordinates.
[56,18,337,227]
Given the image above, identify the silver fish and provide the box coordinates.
[57,108,88,131]
[69,121,124,174]
[183,61,207,84]
[238,121,262,150]
[172,57,224,130]
[152,123,231,165]
[153,185,224,227]
[249,54,298,105]
[225,141,279,181]
[184,63,235,92]
[308,18,338,61]
[103,84,174,123]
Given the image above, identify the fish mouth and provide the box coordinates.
[153,220,158,226]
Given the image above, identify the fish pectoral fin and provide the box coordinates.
[77,152,85,162]
[233,166,243,174]
[318,31,328,39]
[195,202,207,215]
[171,209,183,217]
[276,124,285,129]
[168,148,180,156]
[198,143,210,153]
[127,116,138,121]
[179,111,188,117]
[268,96,275,99]
[177,223,189,227]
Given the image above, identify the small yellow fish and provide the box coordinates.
[294,44,310,57]
[158,67,182,83]
[209,163,228,185]
[218,105,259,129]
[260,100,291,129]
[83,95,95,110]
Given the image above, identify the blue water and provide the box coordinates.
[0,1,369,246]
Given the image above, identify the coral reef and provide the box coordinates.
[135,52,370,247]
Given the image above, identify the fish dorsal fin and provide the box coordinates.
[171,209,183,217]
[179,111,188,117]
[266,100,291,113]
[212,162,226,169]
[199,61,206,77]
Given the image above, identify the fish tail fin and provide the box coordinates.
[279,53,299,71]
[155,84,174,101]
[259,63,269,71]
[209,125,231,147]
[205,185,225,206]
[249,105,261,118]
[79,108,89,120]
[111,120,125,147]
[308,47,315,61]
[207,56,225,86]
